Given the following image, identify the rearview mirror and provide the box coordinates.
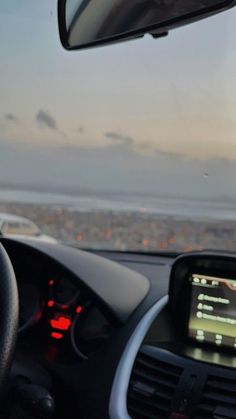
[58,0,236,50]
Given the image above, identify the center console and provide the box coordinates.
[126,253,236,419]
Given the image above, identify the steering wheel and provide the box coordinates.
[0,244,18,399]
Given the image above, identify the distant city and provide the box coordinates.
[0,196,236,252]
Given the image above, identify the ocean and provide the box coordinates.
[0,188,236,222]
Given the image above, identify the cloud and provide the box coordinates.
[36,110,57,130]
[105,132,134,146]
[136,142,184,159]
[5,113,19,123]
[105,133,184,159]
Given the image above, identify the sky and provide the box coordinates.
[1,1,236,199]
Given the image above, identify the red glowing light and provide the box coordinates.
[76,306,83,314]
[47,300,55,308]
[50,316,71,331]
[51,332,63,340]
[49,279,54,286]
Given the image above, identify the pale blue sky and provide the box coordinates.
[1,1,236,198]
[1,1,236,158]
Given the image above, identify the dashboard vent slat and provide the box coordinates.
[135,355,181,379]
[127,350,182,419]
[196,374,236,419]
[132,367,178,391]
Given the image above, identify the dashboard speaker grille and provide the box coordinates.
[127,350,183,419]
[196,374,236,419]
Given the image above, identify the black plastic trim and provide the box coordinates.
[0,238,150,324]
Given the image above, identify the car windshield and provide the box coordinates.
[1,0,236,252]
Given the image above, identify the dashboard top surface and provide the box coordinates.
[0,238,152,324]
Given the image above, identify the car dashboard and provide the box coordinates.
[1,238,236,419]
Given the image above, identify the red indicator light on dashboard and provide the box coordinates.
[50,316,71,331]
[76,306,83,314]
[49,279,54,286]
[47,300,55,308]
[51,332,63,340]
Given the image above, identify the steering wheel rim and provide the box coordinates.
[0,244,18,399]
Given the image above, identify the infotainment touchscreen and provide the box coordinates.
[188,273,236,350]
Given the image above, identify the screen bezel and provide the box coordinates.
[186,272,236,351]
[168,253,236,354]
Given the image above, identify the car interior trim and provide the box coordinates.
[109,294,168,419]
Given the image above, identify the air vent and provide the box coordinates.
[127,351,183,419]
[196,374,236,419]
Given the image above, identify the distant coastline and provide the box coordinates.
[0,197,236,253]
[0,187,236,222]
